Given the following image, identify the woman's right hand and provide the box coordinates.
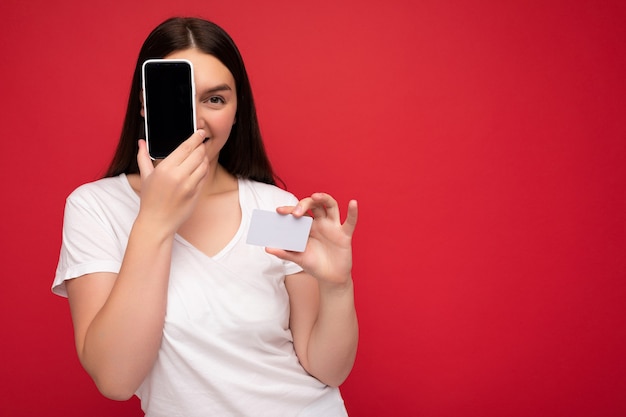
[136,129,209,236]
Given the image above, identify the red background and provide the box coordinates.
[1,0,625,416]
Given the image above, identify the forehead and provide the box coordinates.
[165,48,235,89]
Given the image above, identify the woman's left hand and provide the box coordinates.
[266,193,358,287]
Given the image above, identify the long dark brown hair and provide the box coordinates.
[104,17,276,185]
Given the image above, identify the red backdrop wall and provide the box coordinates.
[1,0,625,416]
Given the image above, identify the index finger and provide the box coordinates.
[310,192,340,221]
[161,129,207,166]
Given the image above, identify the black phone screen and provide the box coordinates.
[143,60,195,159]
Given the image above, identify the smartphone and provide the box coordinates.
[142,59,197,159]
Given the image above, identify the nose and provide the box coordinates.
[196,118,205,130]
[195,108,206,131]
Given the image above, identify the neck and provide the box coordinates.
[202,163,238,196]
[125,162,237,197]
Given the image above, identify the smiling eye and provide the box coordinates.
[206,96,225,105]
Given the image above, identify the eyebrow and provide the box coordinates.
[201,84,233,94]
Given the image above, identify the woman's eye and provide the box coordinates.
[206,96,225,105]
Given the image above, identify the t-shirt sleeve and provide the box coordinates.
[52,190,123,297]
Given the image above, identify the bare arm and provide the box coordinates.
[285,271,358,387]
[268,195,358,387]
[65,132,208,400]
[66,226,173,400]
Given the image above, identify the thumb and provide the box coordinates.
[265,247,303,265]
[137,139,154,181]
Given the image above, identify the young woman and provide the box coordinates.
[52,17,358,416]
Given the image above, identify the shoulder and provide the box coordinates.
[239,178,299,210]
[66,175,136,209]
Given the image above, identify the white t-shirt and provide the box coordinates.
[53,174,348,416]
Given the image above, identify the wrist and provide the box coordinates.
[132,213,176,245]
[318,276,354,296]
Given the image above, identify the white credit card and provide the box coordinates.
[246,209,313,252]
